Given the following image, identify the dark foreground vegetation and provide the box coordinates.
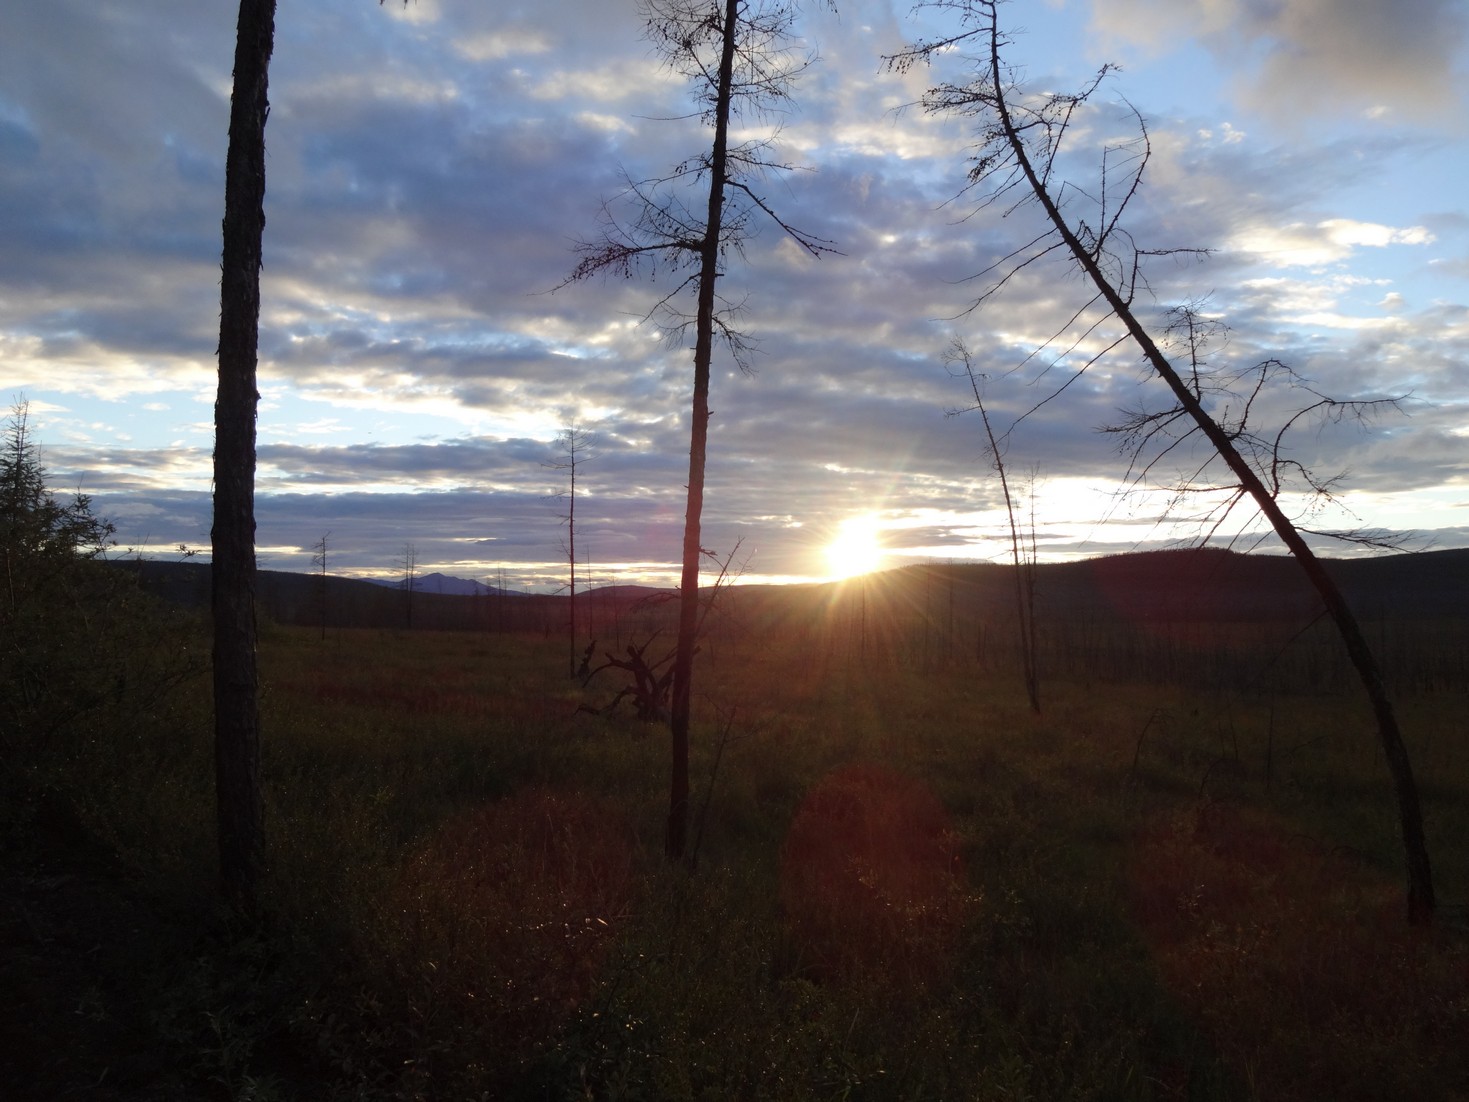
[5,553,1469,1100]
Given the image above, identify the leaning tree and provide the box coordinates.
[563,0,836,860]
[890,0,1434,922]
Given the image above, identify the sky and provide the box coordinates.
[3,0,1467,590]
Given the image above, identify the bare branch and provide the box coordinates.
[724,179,842,258]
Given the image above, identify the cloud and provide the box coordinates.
[1228,218,1436,268]
[1089,0,1469,123]
[1,1,1465,583]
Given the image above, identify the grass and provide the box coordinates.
[4,617,1468,1100]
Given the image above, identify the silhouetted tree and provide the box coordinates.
[2,401,116,739]
[312,532,330,640]
[948,339,1040,712]
[2,402,114,589]
[545,425,596,678]
[581,540,748,727]
[400,542,418,630]
[213,0,275,912]
[2,405,200,807]
[891,0,1434,923]
[563,0,836,860]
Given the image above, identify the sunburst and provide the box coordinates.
[824,514,884,580]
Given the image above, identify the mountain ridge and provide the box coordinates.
[108,545,1469,632]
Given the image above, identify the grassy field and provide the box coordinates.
[4,598,1468,1100]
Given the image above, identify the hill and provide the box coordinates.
[108,559,554,633]
[110,546,1469,636]
[366,571,524,597]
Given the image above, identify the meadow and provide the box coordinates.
[4,565,1468,1101]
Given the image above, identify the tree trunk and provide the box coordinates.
[667,0,739,862]
[213,0,274,912]
[569,447,578,678]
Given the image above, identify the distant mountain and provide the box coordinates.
[368,575,668,600]
[368,572,524,597]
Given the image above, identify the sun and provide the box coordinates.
[825,514,885,580]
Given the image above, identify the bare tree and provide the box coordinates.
[545,425,596,678]
[948,339,1040,712]
[312,532,330,640]
[562,0,836,860]
[890,0,1434,923]
[400,542,418,630]
[212,0,275,912]
[580,540,749,725]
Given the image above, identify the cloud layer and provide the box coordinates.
[3,0,1467,586]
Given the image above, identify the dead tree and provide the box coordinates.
[545,425,596,679]
[212,0,275,912]
[561,0,836,860]
[948,338,1040,713]
[890,0,1434,923]
[580,540,748,735]
[400,542,418,630]
[312,532,330,641]
[583,633,681,723]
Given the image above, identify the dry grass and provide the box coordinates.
[7,619,1467,1100]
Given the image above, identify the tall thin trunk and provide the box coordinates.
[568,450,577,677]
[974,386,1040,713]
[213,0,275,911]
[667,0,740,862]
